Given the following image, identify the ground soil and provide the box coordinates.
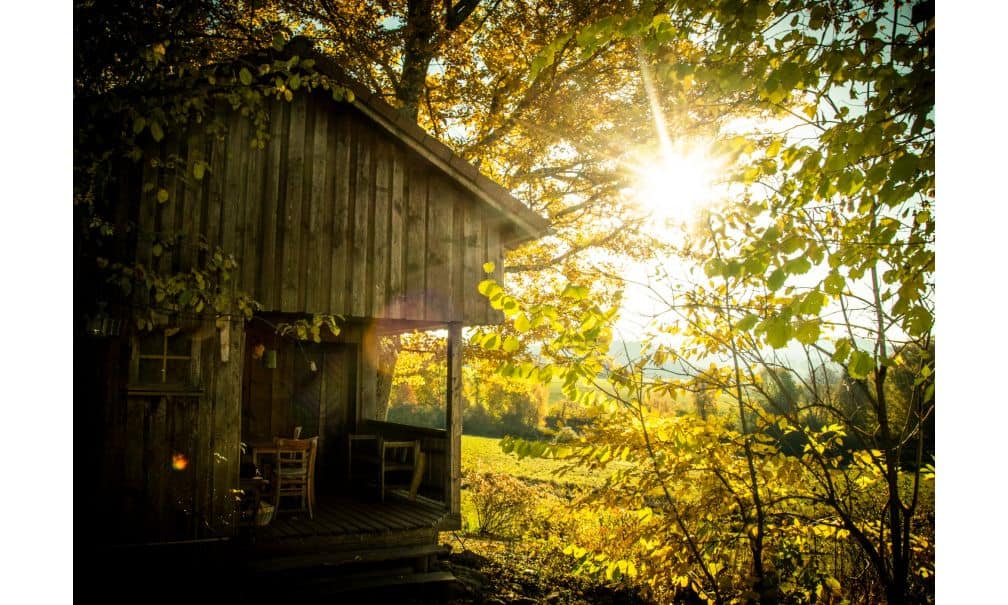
[393,537,654,605]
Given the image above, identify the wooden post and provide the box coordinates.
[445,323,462,515]
[358,324,378,427]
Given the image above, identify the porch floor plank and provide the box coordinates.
[252,494,448,543]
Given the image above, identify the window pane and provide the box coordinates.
[166,333,190,356]
[138,334,164,356]
[164,359,189,385]
[138,359,165,384]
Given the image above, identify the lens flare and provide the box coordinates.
[630,143,722,224]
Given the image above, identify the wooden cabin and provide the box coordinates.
[77,40,549,593]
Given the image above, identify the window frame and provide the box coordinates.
[127,327,203,396]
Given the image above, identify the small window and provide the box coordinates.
[135,328,193,387]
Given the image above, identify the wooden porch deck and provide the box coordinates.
[82,494,459,601]
[248,492,454,550]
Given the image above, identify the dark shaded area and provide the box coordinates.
[76,539,656,604]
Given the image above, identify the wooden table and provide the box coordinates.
[250,444,278,467]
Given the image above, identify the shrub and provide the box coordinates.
[463,469,536,538]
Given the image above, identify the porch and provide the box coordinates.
[245,491,458,550]
[83,493,459,602]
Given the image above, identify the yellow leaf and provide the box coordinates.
[825,577,841,594]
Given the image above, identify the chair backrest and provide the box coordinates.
[274,436,317,480]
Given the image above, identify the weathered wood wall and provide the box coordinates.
[94,318,245,543]
[135,93,507,325]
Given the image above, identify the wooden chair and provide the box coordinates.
[271,436,317,519]
[348,435,424,501]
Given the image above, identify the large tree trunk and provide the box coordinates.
[397,0,439,121]
[374,334,401,420]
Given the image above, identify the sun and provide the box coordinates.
[628,142,723,225]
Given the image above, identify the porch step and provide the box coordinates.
[290,568,458,596]
[248,543,450,573]
[246,556,460,600]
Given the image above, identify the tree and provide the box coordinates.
[482,1,934,602]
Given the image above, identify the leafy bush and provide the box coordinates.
[462,469,536,538]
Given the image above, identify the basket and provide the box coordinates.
[255,502,275,526]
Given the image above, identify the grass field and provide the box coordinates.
[461,434,610,487]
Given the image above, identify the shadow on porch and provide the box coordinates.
[233,492,460,599]
[249,491,454,548]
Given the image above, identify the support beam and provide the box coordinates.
[357,324,379,427]
[445,323,462,515]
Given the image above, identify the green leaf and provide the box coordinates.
[502,298,520,317]
[704,258,726,278]
[239,67,253,86]
[561,284,589,300]
[482,261,495,274]
[514,313,531,333]
[798,291,827,315]
[503,335,520,353]
[890,153,919,182]
[823,273,845,296]
[149,121,164,142]
[193,161,206,180]
[783,256,812,275]
[762,316,791,349]
[767,268,786,291]
[156,188,169,204]
[847,350,875,380]
[736,313,759,331]
[477,279,497,296]
[766,138,783,158]
[132,116,147,135]
[795,319,820,345]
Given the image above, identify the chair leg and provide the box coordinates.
[307,482,315,519]
[409,452,426,501]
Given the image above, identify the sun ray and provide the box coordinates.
[628,48,724,226]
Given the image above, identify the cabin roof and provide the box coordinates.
[280,38,552,246]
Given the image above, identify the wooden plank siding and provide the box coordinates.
[96,316,245,544]
[134,93,515,326]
